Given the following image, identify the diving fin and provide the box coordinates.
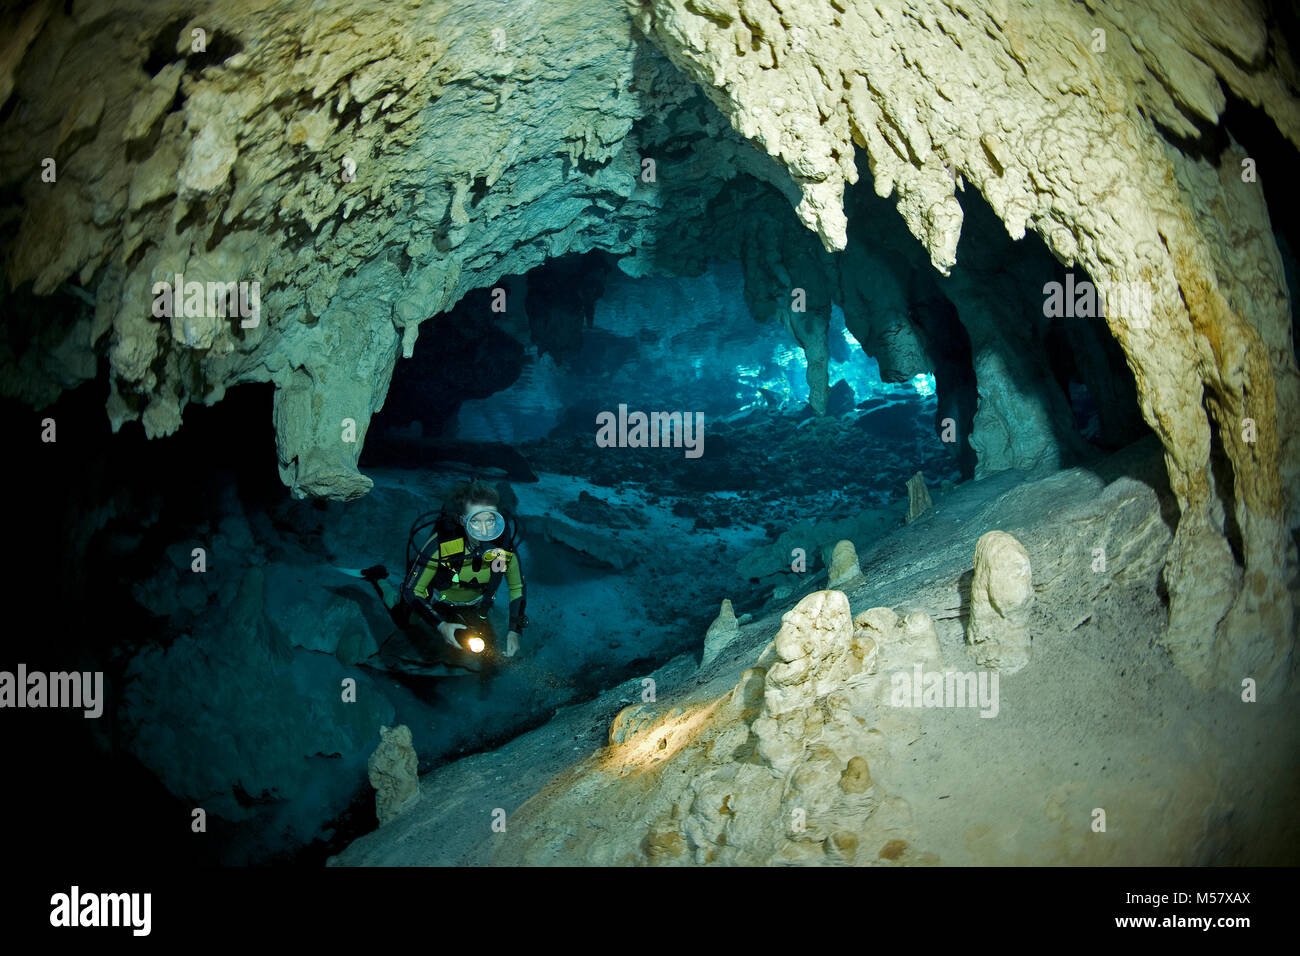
[332,565,389,582]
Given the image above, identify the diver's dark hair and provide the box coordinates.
[447,480,501,515]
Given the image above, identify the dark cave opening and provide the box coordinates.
[144,18,246,79]
[836,146,1151,478]
[906,286,978,479]
[143,15,193,78]
[0,377,289,868]
[1204,394,1248,571]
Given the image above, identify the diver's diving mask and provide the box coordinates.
[463,508,506,542]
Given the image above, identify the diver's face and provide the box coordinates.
[463,503,500,540]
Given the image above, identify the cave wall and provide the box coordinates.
[0,0,789,498]
[630,0,1300,687]
[2,0,1298,691]
[2,0,1136,492]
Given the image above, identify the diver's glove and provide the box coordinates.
[360,565,388,582]
[504,631,520,657]
[437,621,467,649]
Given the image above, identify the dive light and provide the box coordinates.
[465,633,486,654]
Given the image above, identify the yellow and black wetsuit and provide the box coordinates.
[399,528,526,656]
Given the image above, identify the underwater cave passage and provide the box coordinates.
[361,246,970,739]
[7,0,1300,880]
[847,168,1155,478]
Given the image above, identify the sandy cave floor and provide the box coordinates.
[330,439,1300,865]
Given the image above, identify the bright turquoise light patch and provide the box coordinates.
[727,302,937,414]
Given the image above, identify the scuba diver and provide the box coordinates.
[354,480,527,686]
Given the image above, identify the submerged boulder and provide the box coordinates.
[489,588,931,865]
[118,567,397,861]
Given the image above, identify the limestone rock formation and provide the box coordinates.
[752,591,860,772]
[906,472,933,524]
[0,0,788,498]
[968,531,1034,673]
[488,589,947,865]
[827,539,860,587]
[854,606,941,674]
[631,0,1299,691]
[331,441,1300,869]
[368,724,419,826]
[701,598,740,667]
[1,0,1296,693]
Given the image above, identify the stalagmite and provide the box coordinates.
[827,539,860,587]
[368,724,419,826]
[968,531,1034,673]
[701,598,740,667]
[906,472,933,524]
